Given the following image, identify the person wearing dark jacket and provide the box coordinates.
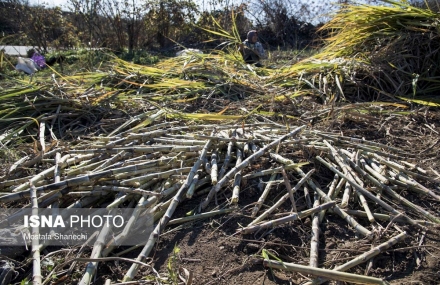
[238,30,267,66]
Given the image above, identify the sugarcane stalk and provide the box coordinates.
[231,149,243,204]
[243,167,284,179]
[103,196,155,257]
[67,196,102,209]
[39,121,46,153]
[113,158,188,179]
[331,177,346,199]
[11,154,72,193]
[340,181,351,208]
[305,231,407,285]
[364,152,438,183]
[110,109,165,136]
[79,208,115,285]
[364,163,390,185]
[351,144,412,161]
[120,167,192,186]
[186,171,200,198]
[66,156,109,177]
[83,186,162,196]
[106,194,132,208]
[303,185,312,209]
[92,150,129,173]
[294,167,372,238]
[122,136,213,282]
[324,140,374,219]
[342,154,440,224]
[401,161,428,175]
[30,182,42,285]
[200,126,306,210]
[392,170,440,201]
[69,145,204,154]
[168,208,234,225]
[239,201,335,235]
[310,191,320,268]
[218,140,233,181]
[249,169,315,226]
[67,191,107,197]
[46,153,61,249]
[314,132,414,157]
[327,174,339,198]
[251,173,277,217]
[281,168,297,212]
[319,174,339,222]
[152,138,206,145]
[139,178,161,191]
[341,209,440,227]
[270,153,294,165]
[1,158,185,202]
[204,156,211,174]
[263,260,389,285]
[323,141,374,221]
[316,156,420,227]
[210,150,219,185]
[385,169,438,198]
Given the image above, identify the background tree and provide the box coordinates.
[147,0,199,49]
[0,0,392,55]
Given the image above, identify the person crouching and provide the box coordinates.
[238,30,267,67]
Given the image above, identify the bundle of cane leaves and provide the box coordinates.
[108,51,274,106]
[312,0,440,103]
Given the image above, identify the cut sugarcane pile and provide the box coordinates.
[1,116,439,284]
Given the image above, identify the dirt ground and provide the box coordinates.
[3,101,440,285]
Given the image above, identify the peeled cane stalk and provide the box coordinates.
[39,121,46,153]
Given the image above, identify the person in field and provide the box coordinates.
[238,30,267,67]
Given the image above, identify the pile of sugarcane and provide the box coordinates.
[1,110,439,284]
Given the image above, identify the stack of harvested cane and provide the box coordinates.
[0,113,439,284]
